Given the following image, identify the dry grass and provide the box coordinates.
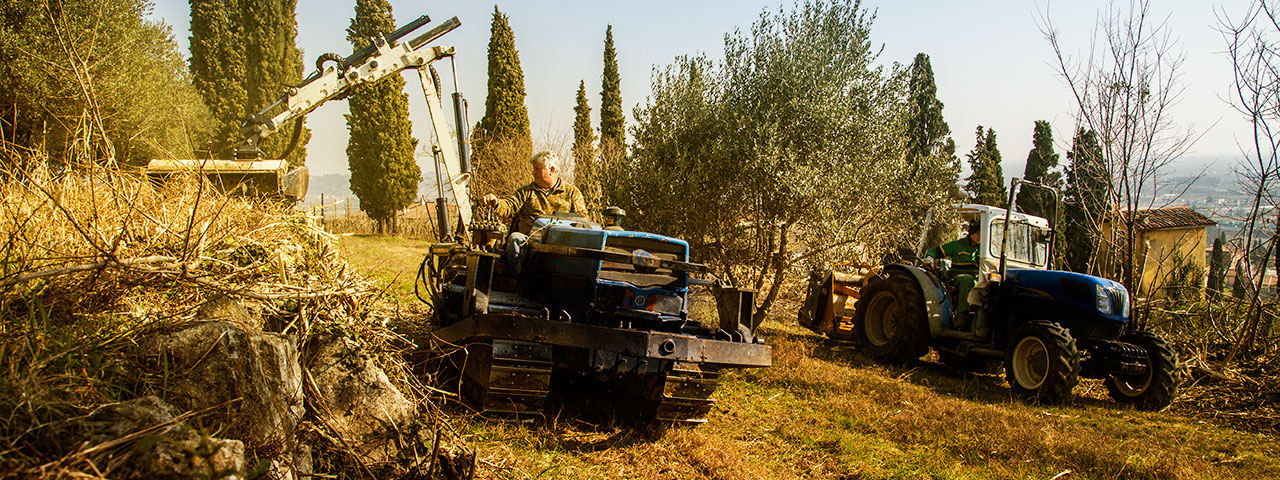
[426,316,1280,480]
[0,150,464,478]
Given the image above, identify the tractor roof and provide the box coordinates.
[956,203,1050,229]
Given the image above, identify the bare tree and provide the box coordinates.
[1218,0,1280,360]
[1040,0,1197,293]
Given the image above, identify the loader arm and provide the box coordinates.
[150,14,472,217]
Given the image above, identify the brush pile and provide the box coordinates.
[0,148,471,479]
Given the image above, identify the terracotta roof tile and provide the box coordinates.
[1121,206,1216,231]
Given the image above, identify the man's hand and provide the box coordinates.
[481,194,499,207]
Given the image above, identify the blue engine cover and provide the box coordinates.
[1002,269,1129,323]
[533,224,692,324]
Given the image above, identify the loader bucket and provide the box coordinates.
[145,159,308,202]
[797,269,867,341]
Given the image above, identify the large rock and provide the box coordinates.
[47,396,246,479]
[307,334,417,465]
[137,321,305,454]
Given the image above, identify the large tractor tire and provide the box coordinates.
[853,270,929,364]
[1006,321,1080,404]
[1106,332,1179,411]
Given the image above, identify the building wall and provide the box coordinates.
[1137,227,1208,298]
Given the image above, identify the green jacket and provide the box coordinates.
[926,237,980,273]
[495,179,588,234]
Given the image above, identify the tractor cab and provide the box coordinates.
[950,204,1052,313]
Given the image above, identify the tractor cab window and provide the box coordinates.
[988,220,1049,267]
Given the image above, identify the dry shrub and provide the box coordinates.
[0,148,465,477]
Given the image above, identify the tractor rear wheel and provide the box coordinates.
[1006,321,1080,404]
[1106,332,1179,410]
[853,270,929,364]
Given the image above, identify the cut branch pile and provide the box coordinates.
[0,151,466,478]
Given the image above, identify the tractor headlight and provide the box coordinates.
[1095,284,1112,314]
[1121,290,1130,318]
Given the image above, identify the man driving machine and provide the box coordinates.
[925,220,982,325]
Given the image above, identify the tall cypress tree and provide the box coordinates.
[243,0,309,167]
[965,126,1007,206]
[905,53,960,248]
[572,80,600,212]
[345,0,419,234]
[189,0,246,158]
[190,0,309,165]
[599,25,624,152]
[1062,127,1108,273]
[1207,235,1226,296]
[472,6,532,199]
[906,53,952,170]
[1017,120,1061,218]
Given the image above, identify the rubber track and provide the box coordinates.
[651,364,720,423]
[464,339,552,416]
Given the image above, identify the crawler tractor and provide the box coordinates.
[420,211,771,423]
[800,179,1180,409]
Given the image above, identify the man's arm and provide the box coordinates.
[482,188,527,219]
[568,185,587,214]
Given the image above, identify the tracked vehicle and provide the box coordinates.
[421,212,771,423]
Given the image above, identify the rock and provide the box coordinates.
[197,295,258,331]
[137,321,305,454]
[307,334,416,465]
[46,396,247,479]
[141,435,247,480]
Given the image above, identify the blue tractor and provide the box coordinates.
[799,179,1180,409]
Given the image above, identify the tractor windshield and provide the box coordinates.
[989,220,1049,268]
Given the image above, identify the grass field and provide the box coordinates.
[338,234,1280,480]
[336,234,434,309]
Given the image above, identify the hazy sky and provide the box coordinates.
[147,0,1253,178]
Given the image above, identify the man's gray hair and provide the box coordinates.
[530,150,560,168]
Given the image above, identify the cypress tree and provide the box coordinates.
[965,126,1006,206]
[1017,120,1062,218]
[572,80,600,212]
[345,0,419,234]
[242,0,309,167]
[1062,128,1108,273]
[1207,235,1226,296]
[600,25,624,152]
[906,53,952,171]
[905,53,961,249]
[190,0,309,165]
[189,0,246,158]
[471,6,532,199]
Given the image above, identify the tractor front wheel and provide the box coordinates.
[853,271,929,364]
[1006,321,1080,404]
[1106,332,1179,410]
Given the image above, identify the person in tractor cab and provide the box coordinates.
[481,150,588,265]
[925,220,982,325]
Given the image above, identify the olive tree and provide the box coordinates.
[610,0,947,322]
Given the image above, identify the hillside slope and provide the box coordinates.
[340,236,1279,479]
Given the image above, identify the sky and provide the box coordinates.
[147,0,1254,179]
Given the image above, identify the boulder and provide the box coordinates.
[137,321,305,454]
[307,334,416,465]
[46,396,246,479]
